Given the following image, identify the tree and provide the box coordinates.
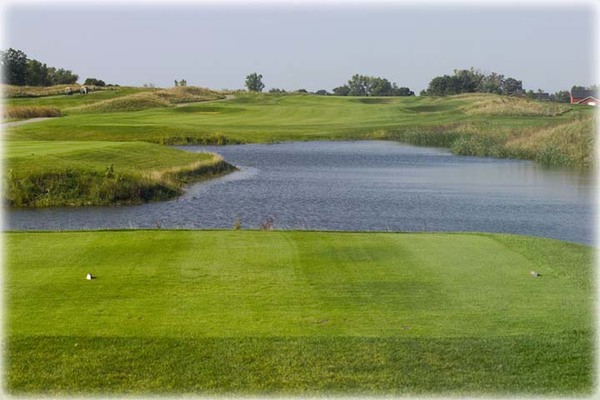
[84,78,106,87]
[1,48,28,85]
[269,88,286,94]
[348,74,371,96]
[426,75,455,96]
[315,89,330,96]
[332,85,350,96]
[370,77,393,96]
[478,72,504,94]
[47,68,78,85]
[501,77,523,95]
[245,73,264,92]
[25,59,49,86]
[391,85,414,96]
[550,90,570,103]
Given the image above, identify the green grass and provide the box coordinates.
[4,230,594,395]
[3,141,234,206]
[5,92,595,168]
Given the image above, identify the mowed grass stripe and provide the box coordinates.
[6,231,592,339]
[7,332,592,395]
[5,230,593,395]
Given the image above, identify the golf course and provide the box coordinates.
[2,84,597,396]
[5,230,594,395]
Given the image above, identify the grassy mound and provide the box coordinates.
[4,231,594,395]
[461,93,571,116]
[72,92,173,113]
[3,141,235,206]
[70,86,225,114]
[154,86,224,103]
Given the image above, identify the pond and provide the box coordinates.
[6,141,595,244]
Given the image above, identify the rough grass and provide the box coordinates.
[3,105,61,119]
[2,84,85,98]
[5,93,594,169]
[461,93,571,116]
[70,86,225,114]
[4,230,594,395]
[72,92,173,113]
[3,141,235,206]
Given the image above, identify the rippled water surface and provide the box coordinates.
[7,141,595,244]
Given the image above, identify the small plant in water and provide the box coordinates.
[233,217,242,230]
[259,216,275,231]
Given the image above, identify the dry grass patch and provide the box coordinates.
[463,95,570,117]
[3,106,61,119]
[72,92,172,113]
[505,114,596,168]
[155,86,224,104]
[2,84,81,98]
[70,86,225,114]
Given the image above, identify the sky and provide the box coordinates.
[1,0,598,93]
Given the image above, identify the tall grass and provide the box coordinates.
[461,94,571,117]
[2,84,84,98]
[4,156,235,207]
[72,92,172,113]
[4,141,236,207]
[3,106,61,119]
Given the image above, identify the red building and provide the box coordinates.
[570,89,598,106]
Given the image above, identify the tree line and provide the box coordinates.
[245,73,415,97]
[1,48,79,86]
[245,70,595,103]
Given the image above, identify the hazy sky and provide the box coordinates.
[2,1,598,93]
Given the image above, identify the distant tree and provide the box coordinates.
[426,68,524,97]
[177,79,187,87]
[501,77,523,95]
[571,85,586,92]
[47,67,78,85]
[245,72,264,92]
[268,88,286,93]
[426,75,455,96]
[1,48,28,85]
[550,90,571,103]
[348,74,371,96]
[478,72,504,94]
[391,85,414,96]
[174,79,178,87]
[315,89,330,96]
[25,59,49,86]
[84,78,106,87]
[332,85,350,96]
[296,88,308,93]
[452,69,479,93]
[370,77,393,96]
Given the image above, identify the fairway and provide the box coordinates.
[5,230,594,395]
[6,92,594,170]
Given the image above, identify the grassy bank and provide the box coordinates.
[3,141,235,206]
[5,230,594,395]
[5,92,595,169]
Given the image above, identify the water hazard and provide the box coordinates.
[6,141,595,244]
